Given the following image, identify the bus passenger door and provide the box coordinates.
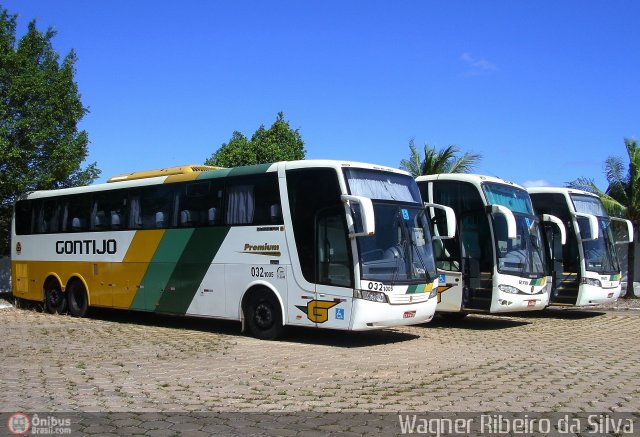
[311,207,353,330]
[460,212,493,311]
[542,223,565,303]
[431,209,463,312]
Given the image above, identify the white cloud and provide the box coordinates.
[460,52,497,75]
[521,179,552,188]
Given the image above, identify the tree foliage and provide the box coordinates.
[400,139,482,177]
[567,138,640,297]
[205,112,306,167]
[0,6,99,255]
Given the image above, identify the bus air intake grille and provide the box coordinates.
[388,293,430,305]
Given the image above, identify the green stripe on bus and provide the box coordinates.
[197,168,232,179]
[197,163,271,180]
[130,229,195,311]
[155,227,230,314]
[530,278,545,286]
[406,284,425,294]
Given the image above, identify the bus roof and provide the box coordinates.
[107,165,222,182]
[526,186,599,198]
[19,160,412,200]
[415,173,525,190]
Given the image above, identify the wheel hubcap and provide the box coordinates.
[255,302,273,328]
[48,289,61,305]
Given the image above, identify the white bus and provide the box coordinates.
[528,187,633,306]
[416,174,565,316]
[11,160,455,339]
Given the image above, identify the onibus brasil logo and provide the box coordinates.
[7,413,72,435]
[7,413,30,435]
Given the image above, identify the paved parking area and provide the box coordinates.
[1,303,639,435]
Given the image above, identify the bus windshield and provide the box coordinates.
[492,213,546,277]
[483,183,545,277]
[356,204,438,284]
[571,194,620,274]
[483,183,534,214]
[343,168,421,203]
[343,168,437,284]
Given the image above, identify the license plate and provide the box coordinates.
[403,311,416,318]
[527,300,536,307]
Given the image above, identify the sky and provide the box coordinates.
[3,1,640,188]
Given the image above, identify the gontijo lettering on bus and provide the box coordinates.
[56,239,117,255]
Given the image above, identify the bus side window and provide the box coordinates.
[174,181,223,228]
[209,187,224,225]
[63,195,90,233]
[316,207,353,287]
[225,174,281,226]
[130,187,173,229]
[92,191,128,231]
[286,167,346,285]
[226,184,254,225]
[253,175,281,225]
[14,200,35,235]
[129,196,142,229]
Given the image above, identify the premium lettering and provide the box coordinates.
[241,243,281,256]
[55,239,117,255]
[243,243,279,252]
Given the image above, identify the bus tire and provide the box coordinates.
[44,280,66,314]
[244,291,283,340]
[67,281,89,317]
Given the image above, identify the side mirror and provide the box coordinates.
[341,195,375,238]
[487,204,517,239]
[573,213,599,241]
[610,217,634,244]
[541,214,567,245]
[424,202,456,239]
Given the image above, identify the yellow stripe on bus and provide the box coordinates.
[123,230,165,263]
[105,230,166,308]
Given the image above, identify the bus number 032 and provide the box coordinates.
[368,282,392,292]
[251,267,274,278]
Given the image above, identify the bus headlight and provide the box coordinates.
[354,289,388,303]
[429,288,438,299]
[581,277,602,287]
[498,284,522,294]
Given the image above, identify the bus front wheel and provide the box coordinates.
[67,281,88,317]
[245,291,283,340]
[44,281,66,314]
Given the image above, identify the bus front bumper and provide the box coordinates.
[350,297,437,330]
[576,284,622,306]
[490,292,549,313]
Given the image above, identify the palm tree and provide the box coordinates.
[568,138,640,298]
[400,139,482,177]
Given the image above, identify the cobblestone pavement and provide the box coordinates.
[1,301,639,435]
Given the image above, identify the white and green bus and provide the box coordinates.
[12,160,455,339]
[416,174,565,317]
[528,187,633,306]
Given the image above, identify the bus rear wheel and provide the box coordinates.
[44,281,66,314]
[245,292,283,340]
[67,281,88,317]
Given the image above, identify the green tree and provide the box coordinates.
[567,138,640,298]
[0,6,99,255]
[205,112,306,167]
[400,139,482,177]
